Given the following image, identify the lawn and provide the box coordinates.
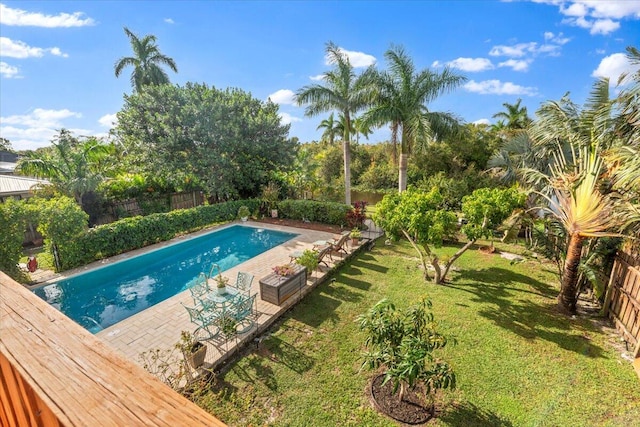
[197,239,640,426]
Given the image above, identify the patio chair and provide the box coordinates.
[230,293,257,333]
[181,302,219,340]
[316,245,333,268]
[329,232,350,258]
[188,272,210,302]
[232,272,254,295]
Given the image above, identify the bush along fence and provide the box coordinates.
[50,198,351,272]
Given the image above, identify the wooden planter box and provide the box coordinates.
[259,264,307,305]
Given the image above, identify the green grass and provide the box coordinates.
[197,240,640,426]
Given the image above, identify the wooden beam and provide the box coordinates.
[0,272,226,427]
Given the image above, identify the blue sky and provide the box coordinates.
[1,1,639,150]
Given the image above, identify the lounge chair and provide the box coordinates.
[329,232,350,258]
[316,245,333,268]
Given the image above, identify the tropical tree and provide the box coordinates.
[492,98,531,132]
[316,113,339,146]
[114,27,178,92]
[16,130,113,211]
[296,41,375,205]
[364,45,466,192]
[523,79,637,314]
[373,187,524,284]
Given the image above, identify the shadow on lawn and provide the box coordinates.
[294,293,342,328]
[439,401,513,427]
[450,267,604,358]
[228,354,278,391]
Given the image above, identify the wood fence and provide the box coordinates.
[0,272,226,427]
[171,191,205,210]
[602,246,640,377]
[96,191,205,225]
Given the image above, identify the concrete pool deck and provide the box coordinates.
[63,220,379,371]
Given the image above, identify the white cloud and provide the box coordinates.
[98,113,118,128]
[489,42,538,58]
[438,57,494,72]
[0,3,95,27]
[0,37,68,59]
[596,48,606,55]
[267,89,296,105]
[546,0,640,35]
[326,47,376,68]
[0,61,20,78]
[498,59,531,72]
[473,118,491,125]
[464,79,538,96]
[164,18,175,24]
[592,53,640,85]
[309,74,324,81]
[278,112,301,125]
[1,108,82,128]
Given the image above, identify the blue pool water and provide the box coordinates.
[33,225,296,333]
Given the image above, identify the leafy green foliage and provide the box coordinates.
[461,187,526,241]
[116,83,296,200]
[358,297,455,401]
[34,196,89,271]
[56,199,260,270]
[276,199,351,225]
[0,199,28,279]
[295,249,319,274]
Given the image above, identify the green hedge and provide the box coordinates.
[57,199,351,271]
[60,199,261,270]
[276,199,351,225]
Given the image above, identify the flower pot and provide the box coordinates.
[186,342,207,369]
[241,216,248,222]
[216,286,227,295]
[271,209,278,218]
[352,238,360,246]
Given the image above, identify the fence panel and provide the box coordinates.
[170,191,204,211]
[604,250,640,360]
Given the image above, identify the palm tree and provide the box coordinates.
[17,130,112,210]
[363,45,466,192]
[114,27,178,92]
[492,98,531,132]
[316,113,339,146]
[296,41,375,205]
[524,79,634,314]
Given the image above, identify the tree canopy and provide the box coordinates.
[115,83,296,200]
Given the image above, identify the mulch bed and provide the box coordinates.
[370,374,434,425]
[253,217,345,234]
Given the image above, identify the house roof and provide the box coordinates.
[0,175,49,196]
[0,161,17,174]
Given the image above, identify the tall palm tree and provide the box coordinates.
[296,41,375,205]
[492,98,531,132]
[114,27,178,92]
[363,45,466,192]
[316,113,339,146]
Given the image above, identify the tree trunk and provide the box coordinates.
[390,122,398,164]
[343,118,352,206]
[440,239,477,284]
[431,256,442,284]
[398,153,408,193]
[401,229,430,281]
[558,233,584,314]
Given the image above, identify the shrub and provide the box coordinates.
[0,199,28,280]
[276,199,351,226]
[57,199,261,270]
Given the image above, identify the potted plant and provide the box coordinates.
[350,228,362,246]
[177,330,207,370]
[295,249,318,279]
[218,315,238,339]
[214,273,229,295]
[272,264,295,277]
[237,205,250,222]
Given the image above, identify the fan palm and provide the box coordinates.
[17,130,112,209]
[524,79,635,314]
[114,27,178,92]
[363,45,466,192]
[296,41,375,204]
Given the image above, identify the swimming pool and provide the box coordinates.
[33,225,297,333]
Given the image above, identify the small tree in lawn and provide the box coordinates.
[358,297,455,407]
[373,186,524,284]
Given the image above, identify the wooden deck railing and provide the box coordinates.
[0,272,226,427]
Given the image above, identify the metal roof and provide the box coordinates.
[0,175,49,196]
